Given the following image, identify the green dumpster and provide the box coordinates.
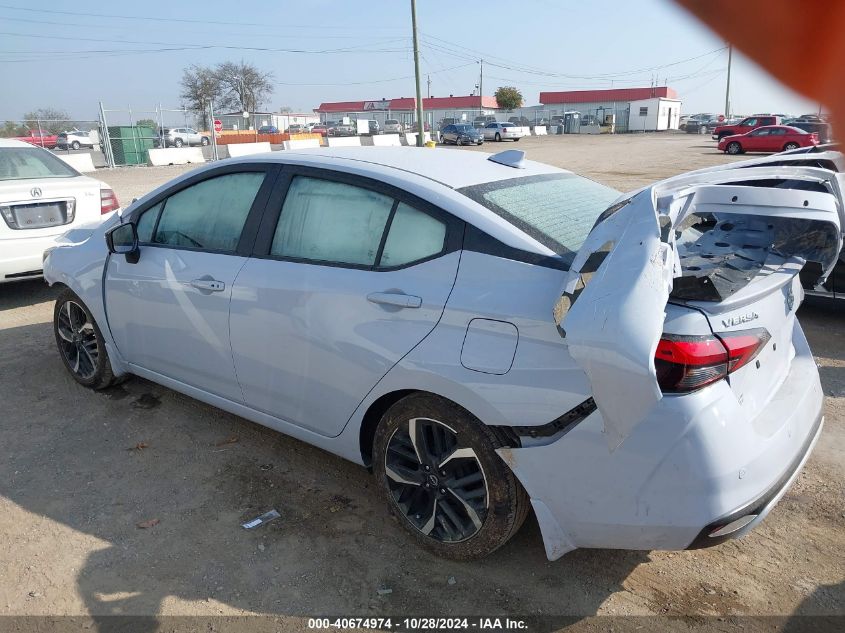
[107,126,156,165]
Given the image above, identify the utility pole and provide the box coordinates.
[411,0,425,147]
[724,43,733,118]
[427,75,431,99]
[479,59,484,101]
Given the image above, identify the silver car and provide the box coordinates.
[44,147,841,560]
[163,127,209,148]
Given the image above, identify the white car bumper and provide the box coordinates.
[0,233,65,281]
[498,320,823,559]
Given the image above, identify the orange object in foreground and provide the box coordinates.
[676,0,845,127]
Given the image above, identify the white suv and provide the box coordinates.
[163,128,209,148]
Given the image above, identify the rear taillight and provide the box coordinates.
[655,328,770,393]
[100,188,119,214]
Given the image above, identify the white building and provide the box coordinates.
[626,97,682,132]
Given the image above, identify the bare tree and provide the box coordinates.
[215,61,274,114]
[180,64,222,130]
[23,108,72,133]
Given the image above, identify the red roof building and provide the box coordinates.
[540,86,677,105]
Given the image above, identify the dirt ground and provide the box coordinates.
[0,133,842,630]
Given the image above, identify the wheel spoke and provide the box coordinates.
[448,489,483,531]
[438,447,477,468]
[57,323,74,342]
[385,464,421,486]
[407,418,423,463]
[70,347,80,374]
[420,499,437,535]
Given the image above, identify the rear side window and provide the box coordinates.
[380,203,446,268]
[458,173,620,260]
[153,172,265,251]
[271,176,394,266]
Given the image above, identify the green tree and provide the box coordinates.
[136,118,159,131]
[1,120,26,138]
[22,108,71,133]
[494,86,524,111]
[215,60,274,114]
[180,64,222,130]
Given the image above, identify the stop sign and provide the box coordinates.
[213,119,223,133]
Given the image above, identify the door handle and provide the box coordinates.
[367,292,422,309]
[188,278,225,292]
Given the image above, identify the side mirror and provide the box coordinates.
[105,222,140,263]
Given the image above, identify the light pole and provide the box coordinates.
[724,44,732,118]
[411,0,425,147]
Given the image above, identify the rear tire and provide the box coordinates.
[373,393,529,560]
[201,136,210,146]
[71,141,81,150]
[784,142,799,150]
[726,141,742,155]
[53,288,117,390]
[174,138,183,148]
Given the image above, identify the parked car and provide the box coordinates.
[684,114,722,134]
[408,121,431,133]
[310,123,330,137]
[508,116,532,127]
[482,122,527,141]
[473,115,497,129]
[718,125,818,154]
[162,127,209,147]
[287,124,308,134]
[43,146,840,560]
[56,130,96,150]
[258,125,280,135]
[787,118,833,143]
[384,119,404,134]
[0,139,118,283]
[712,115,780,140]
[12,129,59,149]
[364,120,381,135]
[440,124,484,145]
[328,121,356,137]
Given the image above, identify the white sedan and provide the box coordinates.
[482,122,528,141]
[0,139,118,283]
[42,146,838,560]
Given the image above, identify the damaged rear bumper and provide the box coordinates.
[496,320,824,561]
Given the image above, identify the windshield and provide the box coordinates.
[0,147,78,181]
[458,173,621,259]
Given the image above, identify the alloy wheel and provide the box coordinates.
[56,300,99,380]
[384,417,489,543]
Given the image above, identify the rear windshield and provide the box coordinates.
[458,173,620,259]
[0,147,78,181]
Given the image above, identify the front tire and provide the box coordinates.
[201,136,210,146]
[54,289,117,390]
[726,141,742,155]
[71,141,81,150]
[784,142,799,150]
[174,138,183,148]
[373,393,529,560]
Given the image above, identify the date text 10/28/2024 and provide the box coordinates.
[308,618,528,630]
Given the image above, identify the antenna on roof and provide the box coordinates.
[488,149,526,169]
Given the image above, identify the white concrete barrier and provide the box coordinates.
[56,152,96,172]
[226,142,272,157]
[403,132,433,146]
[579,125,602,135]
[147,147,205,166]
[326,136,362,147]
[371,134,402,147]
[533,126,547,136]
[283,138,321,150]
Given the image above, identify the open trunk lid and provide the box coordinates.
[554,161,842,450]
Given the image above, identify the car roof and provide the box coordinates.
[0,139,35,148]
[229,146,565,189]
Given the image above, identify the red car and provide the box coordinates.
[310,123,330,137]
[13,129,59,148]
[717,125,819,154]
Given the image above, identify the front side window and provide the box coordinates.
[458,173,621,262]
[271,176,394,266]
[136,201,163,242]
[153,172,265,251]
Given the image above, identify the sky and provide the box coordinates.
[0,0,819,122]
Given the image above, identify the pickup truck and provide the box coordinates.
[712,115,780,140]
[13,130,59,148]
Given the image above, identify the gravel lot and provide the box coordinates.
[1,133,842,630]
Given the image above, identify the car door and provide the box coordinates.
[442,125,455,142]
[765,127,787,151]
[745,127,770,151]
[229,167,463,437]
[483,123,496,139]
[104,164,278,401]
